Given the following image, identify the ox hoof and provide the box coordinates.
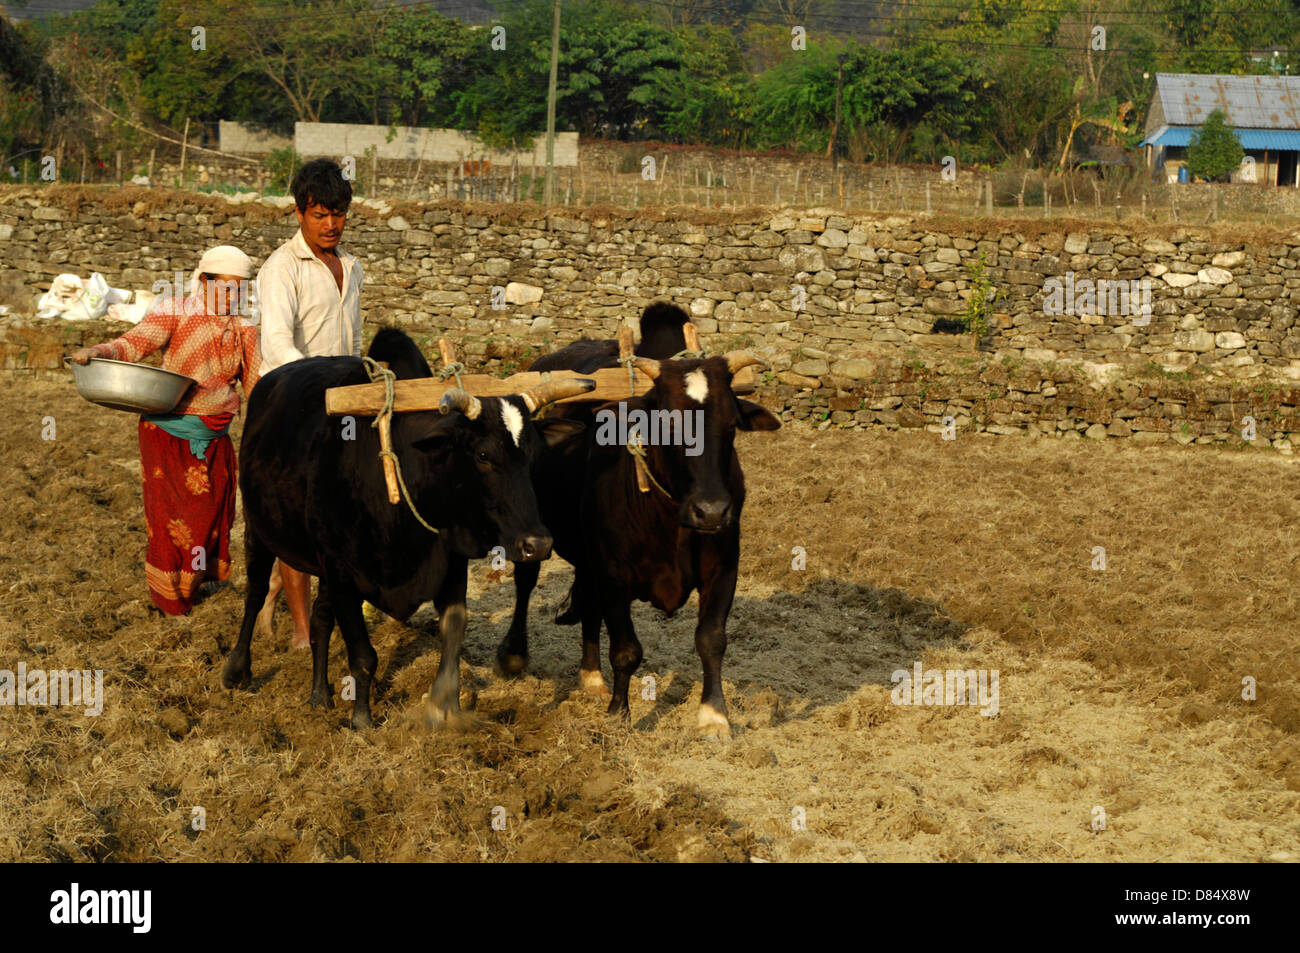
[308,690,334,709]
[221,656,251,690]
[697,703,732,742]
[604,697,632,721]
[697,722,733,742]
[579,669,611,697]
[496,644,529,677]
[424,704,469,732]
[350,709,374,730]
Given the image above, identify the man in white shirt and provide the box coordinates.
[254,158,364,648]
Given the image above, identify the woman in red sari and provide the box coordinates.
[69,246,261,616]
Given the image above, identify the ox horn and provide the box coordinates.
[519,377,597,413]
[439,387,482,420]
[724,350,765,376]
[633,357,661,381]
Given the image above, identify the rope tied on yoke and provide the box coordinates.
[616,349,684,500]
[617,354,638,397]
[435,360,466,391]
[361,356,439,535]
[626,434,675,502]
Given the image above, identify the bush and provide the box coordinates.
[1186,110,1243,182]
[263,147,300,194]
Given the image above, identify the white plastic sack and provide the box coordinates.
[82,272,110,319]
[36,273,133,321]
[36,274,89,319]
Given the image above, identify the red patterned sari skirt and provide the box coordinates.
[138,414,236,615]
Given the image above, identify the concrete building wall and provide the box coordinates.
[293,124,579,167]
[218,121,292,154]
[220,120,579,167]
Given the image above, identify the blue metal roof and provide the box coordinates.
[1141,125,1300,149]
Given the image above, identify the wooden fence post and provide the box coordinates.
[180,117,190,183]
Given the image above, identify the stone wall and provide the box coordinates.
[5,185,1300,450]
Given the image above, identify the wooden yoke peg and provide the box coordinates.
[682,321,702,354]
[371,359,400,505]
[378,414,399,504]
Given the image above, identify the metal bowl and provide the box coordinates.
[65,357,196,414]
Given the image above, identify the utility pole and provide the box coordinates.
[544,0,561,205]
[832,53,845,179]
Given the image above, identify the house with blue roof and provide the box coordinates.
[1142,72,1300,186]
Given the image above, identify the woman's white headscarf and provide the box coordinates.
[188,245,256,325]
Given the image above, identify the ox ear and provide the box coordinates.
[533,417,585,449]
[736,398,781,432]
[406,412,461,451]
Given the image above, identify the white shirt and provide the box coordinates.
[256,228,364,372]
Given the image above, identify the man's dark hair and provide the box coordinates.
[292,158,352,214]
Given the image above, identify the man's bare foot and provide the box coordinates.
[292,628,310,650]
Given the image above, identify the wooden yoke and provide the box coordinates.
[325,333,757,419]
[333,327,762,510]
[327,367,659,416]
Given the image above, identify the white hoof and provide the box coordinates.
[697,702,732,741]
[580,668,611,697]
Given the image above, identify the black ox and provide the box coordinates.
[222,328,592,728]
[499,303,780,739]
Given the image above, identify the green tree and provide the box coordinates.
[131,0,234,126]
[750,42,842,152]
[0,14,54,164]
[649,23,754,147]
[371,7,477,127]
[1186,108,1244,181]
[856,43,975,164]
[450,0,685,144]
[752,40,974,162]
[550,0,684,139]
[203,0,373,123]
[1164,0,1300,73]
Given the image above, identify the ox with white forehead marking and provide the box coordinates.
[500,401,524,447]
[684,369,709,404]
